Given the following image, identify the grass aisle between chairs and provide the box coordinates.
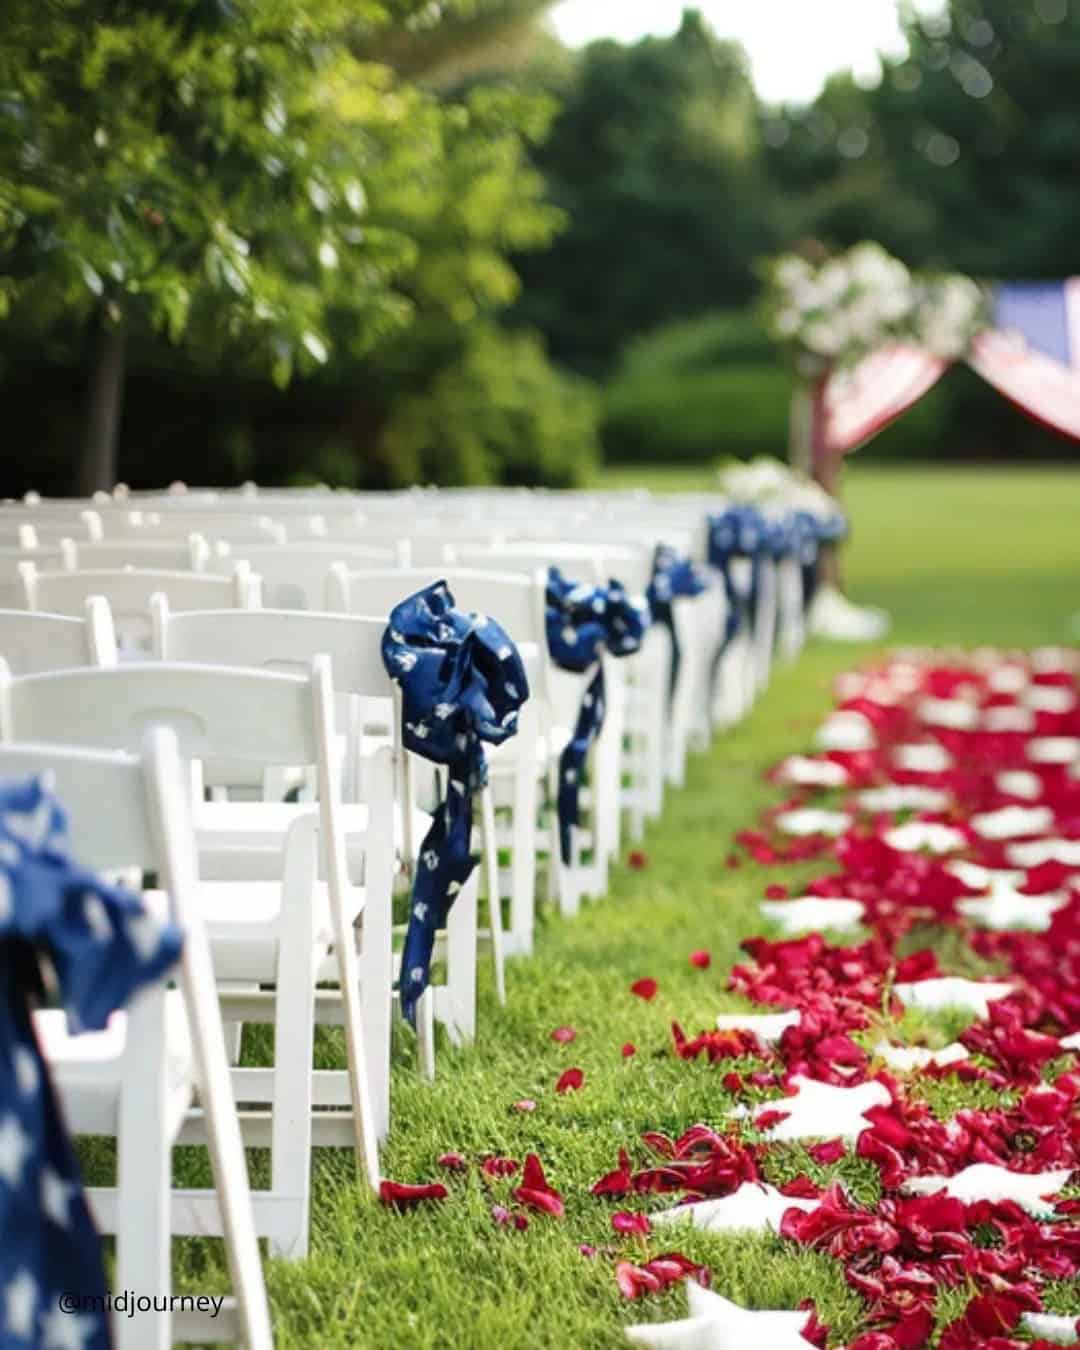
[167,464,1080,1349]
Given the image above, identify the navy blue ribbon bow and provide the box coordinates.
[647,545,707,700]
[382,582,528,1025]
[545,567,649,865]
[0,775,183,1350]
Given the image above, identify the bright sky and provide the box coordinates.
[549,0,944,104]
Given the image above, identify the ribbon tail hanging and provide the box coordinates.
[397,776,477,1026]
[556,663,606,866]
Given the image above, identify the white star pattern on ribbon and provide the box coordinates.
[749,1075,891,1141]
[0,1113,33,1186]
[40,1166,73,1228]
[3,1269,36,1340]
[759,897,865,935]
[651,1182,820,1235]
[626,1282,818,1350]
[893,976,1015,1018]
[902,1163,1071,1218]
[39,1302,96,1350]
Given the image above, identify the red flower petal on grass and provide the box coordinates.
[513,1153,564,1217]
[481,1156,519,1178]
[754,1108,791,1131]
[555,1067,584,1094]
[631,978,658,1001]
[622,1042,637,1058]
[689,949,712,969]
[765,883,789,899]
[551,1025,577,1043]
[808,1139,846,1165]
[512,1099,537,1113]
[437,1151,467,1171]
[616,1261,662,1299]
[628,850,649,869]
[612,1211,652,1236]
[379,1180,448,1210]
[592,1147,633,1197]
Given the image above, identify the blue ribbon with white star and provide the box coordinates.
[647,544,707,702]
[545,567,649,865]
[0,774,183,1350]
[382,582,529,1025]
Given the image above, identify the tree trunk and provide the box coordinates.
[77,317,126,497]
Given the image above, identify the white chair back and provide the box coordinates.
[61,535,210,572]
[223,542,404,610]
[0,597,117,673]
[19,564,255,649]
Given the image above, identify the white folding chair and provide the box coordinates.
[150,602,440,1134]
[60,535,212,572]
[212,541,405,610]
[452,546,639,908]
[0,660,382,1257]
[327,565,543,959]
[19,564,256,651]
[0,597,117,676]
[3,731,272,1350]
[0,545,64,608]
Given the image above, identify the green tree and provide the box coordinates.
[511,9,777,374]
[0,0,418,492]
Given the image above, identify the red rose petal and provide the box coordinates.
[513,1153,564,1218]
[555,1067,584,1094]
[689,949,712,969]
[612,1210,652,1235]
[379,1180,449,1210]
[512,1099,537,1113]
[628,850,649,869]
[622,1042,637,1058]
[551,1026,577,1043]
[631,978,659,1001]
[437,1151,467,1171]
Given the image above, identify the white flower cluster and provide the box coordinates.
[768,242,985,371]
[716,455,838,521]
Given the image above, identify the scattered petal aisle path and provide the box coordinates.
[372,649,1080,1350]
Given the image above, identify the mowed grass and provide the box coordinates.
[172,465,1080,1347]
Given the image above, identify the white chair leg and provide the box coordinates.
[115,988,172,1350]
[479,785,506,1005]
[443,868,478,1043]
[508,761,538,955]
[265,817,317,1258]
[417,987,436,1081]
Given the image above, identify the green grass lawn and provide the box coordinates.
[175,465,1079,1348]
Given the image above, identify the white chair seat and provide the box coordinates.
[199,880,338,981]
[487,724,570,771]
[35,991,193,1139]
[195,799,430,855]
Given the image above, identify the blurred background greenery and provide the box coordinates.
[2,0,1078,496]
